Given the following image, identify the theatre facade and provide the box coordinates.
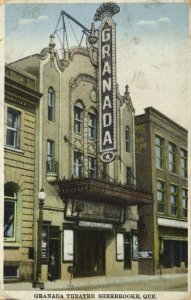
[9,3,153,281]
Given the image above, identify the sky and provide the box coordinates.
[5,2,189,129]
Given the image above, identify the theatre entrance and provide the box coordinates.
[75,230,106,277]
[48,226,61,280]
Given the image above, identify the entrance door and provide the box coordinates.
[162,240,188,268]
[75,230,105,277]
[48,226,61,279]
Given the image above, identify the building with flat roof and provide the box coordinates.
[4,64,42,281]
[135,107,188,275]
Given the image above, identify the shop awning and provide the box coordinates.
[58,178,152,206]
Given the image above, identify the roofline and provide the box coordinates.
[8,53,39,65]
[136,106,187,133]
[5,63,37,81]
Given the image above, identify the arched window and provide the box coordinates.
[4,183,19,241]
[48,87,55,122]
[125,126,130,152]
[74,101,84,135]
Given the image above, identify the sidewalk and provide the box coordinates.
[3,273,188,291]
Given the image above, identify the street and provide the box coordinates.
[60,275,187,292]
[4,273,188,292]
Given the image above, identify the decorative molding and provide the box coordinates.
[39,45,96,72]
[38,47,50,60]
[89,48,98,67]
[158,217,187,229]
[5,94,36,111]
[94,2,120,21]
[70,73,96,91]
[69,47,90,61]
[123,85,135,113]
[4,168,25,191]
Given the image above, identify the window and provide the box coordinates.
[74,105,83,135]
[47,140,55,172]
[88,156,96,178]
[124,233,132,269]
[181,189,188,218]
[125,126,130,152]
[88,113,96,140]
[169,143,176,173]
[4,183,18,241]
[180,149,187,178]
[48,87,55,122]
[156,135,164,169]
[4,266,19,280]
[126,167,131,185]
[5,107,20,148]
[162,240,188,268]
[170,185,178,216]
[157,180,165,213]
[74,151,83,178]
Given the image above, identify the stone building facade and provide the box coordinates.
[4,64,42,281]
[135,107,188,275]
[10,4,152,281]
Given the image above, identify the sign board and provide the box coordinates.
[79,221,113,230]
[41,225,49,263]
[66,199,125,223]
[63,229,74,262]
[116,233,124,261]
[97,4,120,163]
[139,250,153,259]
[132,234,139,260]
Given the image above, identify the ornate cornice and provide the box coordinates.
[58,177,152,206]
[5,93,36,111]
[94,2,120,21]
[39,46,97,71]
[38,47,49,60]
[123,85,135,113]
[69,47,90,61]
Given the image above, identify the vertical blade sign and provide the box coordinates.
[98,9,118,163]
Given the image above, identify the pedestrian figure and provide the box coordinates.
[49,251,56,282]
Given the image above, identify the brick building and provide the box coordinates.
[135,107,188,275]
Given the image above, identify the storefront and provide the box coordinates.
[58,178,152,279]
[158,222,188,271]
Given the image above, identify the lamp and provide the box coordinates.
[72,203,84,227]
[33,189,46,290]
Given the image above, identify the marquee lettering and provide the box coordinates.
[102,61,111,76]
[103,113,112,127]
[102,28,111,42]
[96,5,119,163]
[103,78,111,93]
[103,131,112,146]
[103,95,112,109]
[102,44,111,59]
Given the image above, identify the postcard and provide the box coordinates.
[1,1,190,300]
